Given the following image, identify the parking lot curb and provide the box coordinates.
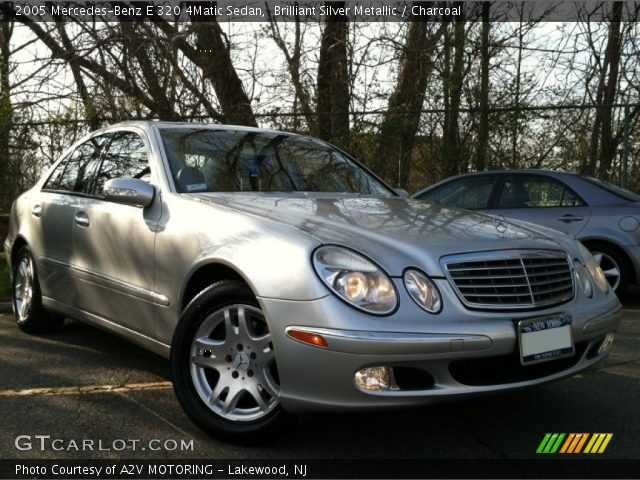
[0,302,12,313]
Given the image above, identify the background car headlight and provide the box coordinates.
[573,260,593,298]
[404,269,442,313]
[313,246,398,315]
[576,242,609,293]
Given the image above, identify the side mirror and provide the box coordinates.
[394,188,410,198]
[104,178,155,208]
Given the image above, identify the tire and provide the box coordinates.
[586,243,629,296]
[171,280,286,442]
[12,246,64,333]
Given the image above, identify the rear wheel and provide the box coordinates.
[171,280,285,441]
[586,243,629,295]
[12,246,64,333]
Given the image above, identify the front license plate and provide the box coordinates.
[518,314,574,365]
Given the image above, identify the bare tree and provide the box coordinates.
[375,18,446,187]
[587,2,623,179]
[267,12,316,134]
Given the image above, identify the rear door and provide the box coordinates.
[490,173,591,236]
[72,129,162,336]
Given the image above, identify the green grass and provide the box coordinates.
[0,252,11,302]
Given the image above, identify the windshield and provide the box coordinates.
[159,128,394,196]
[582,176,640,202]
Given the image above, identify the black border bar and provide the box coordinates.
[3,459,640,479]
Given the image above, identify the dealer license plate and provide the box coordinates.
[518,314,574,365]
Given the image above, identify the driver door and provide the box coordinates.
[72,130,162,336]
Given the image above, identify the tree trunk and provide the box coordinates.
[511,14,524,169]
[188,19,257,126]
[316,1,350,148]
[0,18,13,212]
[441,13,467,177]
[153,16,257,126]
[373,20,447,186]
[476,2,491,171]
[595,2,623,179]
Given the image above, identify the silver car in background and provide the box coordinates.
[413,170,640,295]
[4,123,622,441]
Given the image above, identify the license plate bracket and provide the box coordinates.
[518,313,574,365]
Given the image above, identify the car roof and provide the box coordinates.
[413,169,582,197]
[94,120,300,138]
[441,169,580,179]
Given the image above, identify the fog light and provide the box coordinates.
[598,333,615,354]
[355,366,391,391]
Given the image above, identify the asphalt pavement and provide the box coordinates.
[0,290,638,461]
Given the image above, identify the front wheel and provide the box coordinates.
[171,280,285,441]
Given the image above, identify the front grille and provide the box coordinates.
[443,250,574,310]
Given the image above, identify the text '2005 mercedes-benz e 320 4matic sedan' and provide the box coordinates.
[4,122,622,441]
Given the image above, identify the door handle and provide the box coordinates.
[74,211,90,228]
[32,205,42,217]
[556,214,583,223]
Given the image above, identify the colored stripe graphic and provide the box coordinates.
[543,433,559,453]
[574,433,589,453]
[537,433,552,453]
[598,434,613,453]
[538,433,613,454]
[567,433,583,453]
[550,433,565,453]
[583,434,598,453]
[584,433,614,454]
[536,433,566,454]
[559,433,575,453]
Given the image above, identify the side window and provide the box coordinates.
[94,132,150,195]
[498,175,585,208]
[56,137,106,193]
[42,153,71,190]
[417,176,497,210]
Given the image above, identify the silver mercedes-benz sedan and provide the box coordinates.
[4,122,622,440]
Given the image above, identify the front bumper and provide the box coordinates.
[258,280,623,413]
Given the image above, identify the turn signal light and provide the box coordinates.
[287,329,328,347]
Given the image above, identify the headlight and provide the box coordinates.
[404,269,442,313]
[576,242,609,293]
[573,260,593,298]
[313,246,398,315]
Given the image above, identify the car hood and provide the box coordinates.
[188,193,573,276]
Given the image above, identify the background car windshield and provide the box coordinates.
[160,128,394,196]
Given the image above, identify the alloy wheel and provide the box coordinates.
[189,304,280,422]
[592,251,621,292]
[14,255,34,322]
